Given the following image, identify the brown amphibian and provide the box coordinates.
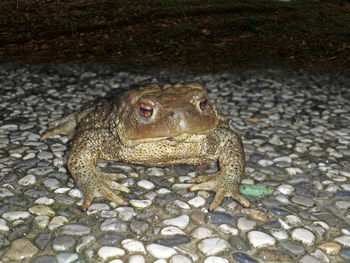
[41,82,250,211]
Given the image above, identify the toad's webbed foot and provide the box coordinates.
[40,114,77,141]
[188,173,250,211]
[79,171,130,212]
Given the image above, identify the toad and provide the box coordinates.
[41,82,250,211]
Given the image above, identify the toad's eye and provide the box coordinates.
[139,103,153,118]
[200,96,208,111]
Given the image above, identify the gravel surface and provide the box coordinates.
[0,64,349,262]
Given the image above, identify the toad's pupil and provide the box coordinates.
[200,97,208,111]
[140,104,153,117]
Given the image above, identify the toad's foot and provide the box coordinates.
[80,172,131,212]
[188,174,250,211]
[40,113,77,141]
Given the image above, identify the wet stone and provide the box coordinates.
[291,195,315,207]
[98,233,124,246]
[2,238,39,262]
[3,195,28,207]
[54,194,75,206]
[146,244,177,259]
[257,249,292,262]
[208,211,235,224]
[198,237,230,256]
[24,188,49,199]
[340,248,350,260]
[228,235,251,251]
[34,232,53,250]
[31,255,57,263]
[334,191,350,198]
[149,176,172,187]
[270,207,290,216]
[61,224,91,236]
[279,239,306,255]
[156,192,177,203]
[56,252,79,263]
[8,223,32,241]
[2,172,17,182]
[130,221,149,235]
[100,218,128,232]
[52,235,76,251]
[233,252,259,263]
[154,235,191,246]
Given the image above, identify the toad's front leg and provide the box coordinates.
[188,128,250,211]
[67,129,130,211]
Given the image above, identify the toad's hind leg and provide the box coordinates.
[40,113,77,141]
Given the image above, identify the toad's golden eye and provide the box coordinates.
[200,96,208,111]
[139,103,153,118]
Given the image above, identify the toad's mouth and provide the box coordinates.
[118,131,209,147]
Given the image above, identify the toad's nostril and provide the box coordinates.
[170,112,175,117]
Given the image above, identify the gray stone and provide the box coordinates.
[34,232,53,250]
[228,236,250,251]
[154,235,191,246]
[53,235,76,251]
[31,255,57,263]
[279,240,305,256]
[98,233,125,246]
[130,221,149,235]
[208,212,235,224]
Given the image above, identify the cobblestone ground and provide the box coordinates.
[0,64,349,263]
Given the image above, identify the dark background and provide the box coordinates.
[1,0,350,72]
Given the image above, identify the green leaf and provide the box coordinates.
[239,184,273,197]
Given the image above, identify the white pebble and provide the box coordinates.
[291,228,315,246]
[237,217,256,231]
[161,226,186,236]
[87,203,110,216]
[68,189,82,198]
[204,256,229,263]
[42,178,60,190]
[116,207,135,221]
[191,227,216,239]
[18,174,36,186]
[286,215,303,225]
[258,159,273,167]
[55,187,71,194]
[2,211,31,221]
[35,197,55,205]
[146,167,165,176]
[76,235,96,253]
[170,254,192,263]
[34,215,50,229]
[121,239,146,254]
[157,188,172,194]
[275,194,290,204]
[164,214,189,229]
[334,235,350,247]
[98,246,125,260]
[137,180,155,190]
[174,200,190,210]
[198,238,230,256]
[285,167,303,175]
[23,153,36,159]
[130,199,152,209]
[273,156,292,163]
[0,218,9,231]
[0,188,14,198]
[247,231,275,248]
[129,255,145,263]
[277,184,294,195]
[218,224,238,235]
[188,196,206,207]
[270,229,288,240]
[146,244,177,259]
[48,216,68,231]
